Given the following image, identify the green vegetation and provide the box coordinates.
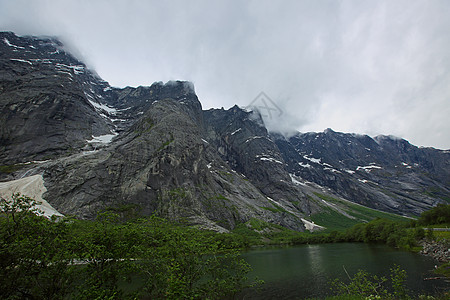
[0,194,259,299]
[310,206,362,231]
[316,264,449,300]
[233,216,426,251]
[233,205,450,254]
[435,262,450,279]
[0,163,26,174]
[261,202,289,214]
[2,193,448,299]
[330,265,408,299]
[312,192,409,226]
[417,204,450,226]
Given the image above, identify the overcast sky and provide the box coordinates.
[1,0,449,149]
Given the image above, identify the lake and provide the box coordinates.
[238,243,448,299]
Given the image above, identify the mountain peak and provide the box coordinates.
[323,128,335,134]
[1,31,448,232]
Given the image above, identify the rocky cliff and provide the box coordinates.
[274,129,449,216]
[1,32,448,232]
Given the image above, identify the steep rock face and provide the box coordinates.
[0,32,114,165]
[42,83,306,231]
[203,106,320,216]
[2,32,308,232]
[274,129,450,215]
[1,31,448,231]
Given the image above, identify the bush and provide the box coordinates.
[418,204,450,226]
[0,194,257,299]
[331,264,410,299]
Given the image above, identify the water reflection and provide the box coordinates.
[239,243,446,299]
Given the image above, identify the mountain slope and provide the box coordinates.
[0,32,114,165]
[274,129,449,216]
[0,32,448,232]
[41,82,308,231]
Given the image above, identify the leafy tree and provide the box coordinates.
[418,204,450,226]
[0,194,74,299]
[0,194,256,299]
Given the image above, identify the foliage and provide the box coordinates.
[417,204,450,226]
[434,262,450,278]
[332,269,389,298]
[232,216,421,249]
[331,264,410,299]
[0,194,75,299]
[0,194,257,299]
[2,194,447,299]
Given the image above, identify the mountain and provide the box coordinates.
[1,32,448,232]
[274,129,449,216]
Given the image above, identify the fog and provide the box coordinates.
[1,0,449,149]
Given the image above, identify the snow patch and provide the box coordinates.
[344,169,355,174]
[10,58,32,65]
[55,63,85,75]
[0,175,63,218]
[87,133,118,144]
[259,157,283,164]
[301,218,325,232]
[21,160,50,165]
[356,165,382,172]
[303,155,321,164]
[290,174,306,186]
[201,139,209,144]
[230,128,242,136]
[3,38,25,49]
[87,99,117,114]
[245,136,265,143]
[110,118,127,123]
[266,197,276,203]
[298,162,311,168]
[324,167,341,173]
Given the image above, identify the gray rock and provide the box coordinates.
[1,31,448,233]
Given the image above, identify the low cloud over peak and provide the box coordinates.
[1,0,449,149]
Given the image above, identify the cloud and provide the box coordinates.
[0,0,449,149]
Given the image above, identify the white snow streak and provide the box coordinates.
[298,162,311,168]
[3,38,25,49]
[356,165,382,172]
[230,128,242,136]
[303,155,321,164]
[289,174,306,186]
[10,58,32,65]
[88,99,117,114]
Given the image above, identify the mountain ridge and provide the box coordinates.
[1,31,448,232]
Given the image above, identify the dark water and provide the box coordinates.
[239,243,448,299]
